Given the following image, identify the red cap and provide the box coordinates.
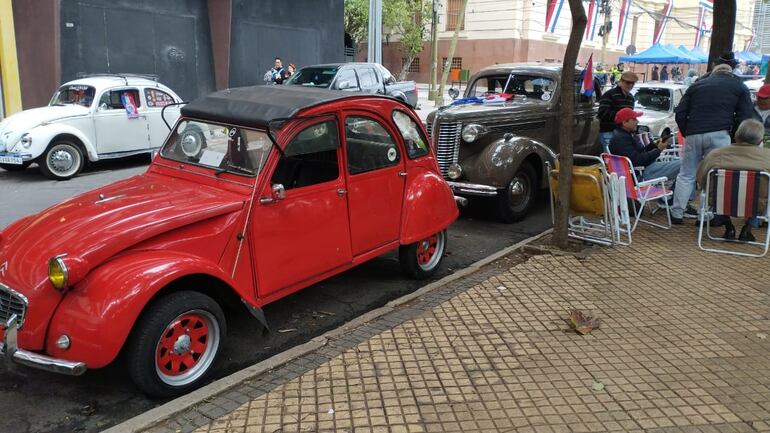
[614,107,643,124]
[757,84,770,99]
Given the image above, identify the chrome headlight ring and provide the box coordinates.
[20,133,32,148]
[461,124,488,143]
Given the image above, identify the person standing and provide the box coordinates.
[651,65,660,81]
[660,65,669,82]
[670,63,754,224]
[597,71,638,152]
[285,63,297,80]
[263,57,286,85]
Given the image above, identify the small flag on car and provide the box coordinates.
[580,54,594,97]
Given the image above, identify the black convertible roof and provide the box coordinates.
[181,85,362,129]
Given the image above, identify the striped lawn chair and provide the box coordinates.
[698,169,770,257]
[548,154,631,246]
[601,153,672,231]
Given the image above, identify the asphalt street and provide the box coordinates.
[0,159,550,433]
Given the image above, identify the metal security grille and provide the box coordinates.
[0,283,27,328]
[435,122,462,177]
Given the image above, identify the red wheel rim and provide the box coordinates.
[156,313,210,376]
[416,235,438,265]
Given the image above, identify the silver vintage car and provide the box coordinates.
[427,64,600,222]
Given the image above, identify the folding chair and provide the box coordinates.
[601,153,672,231]
[548,154,632,246]
[697,169,770,257]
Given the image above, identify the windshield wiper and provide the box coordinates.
[214,163,254,176]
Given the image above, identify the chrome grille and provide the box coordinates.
[425,120,432,139]
[435,122,461,177]
[0,283,27,328]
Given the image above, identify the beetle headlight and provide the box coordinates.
[20,133,32,148]
[48,256,68,290]
[461,124,488,143]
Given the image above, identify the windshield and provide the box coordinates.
[468,74,556,101]
[160,120,272,177]
[633,88,671,112]
[49,85,96,107]
[284,67,338,88]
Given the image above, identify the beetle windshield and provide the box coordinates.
[284,67,338,88]
[49,85,96,108]
[468,74,556,101]
[633,88,671,112]
[160,120,272,177]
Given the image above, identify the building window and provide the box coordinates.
[442,57,462,70]
[403,58,420,73]
[446,0,465,31]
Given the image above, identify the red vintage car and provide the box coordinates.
[0,86,458,397]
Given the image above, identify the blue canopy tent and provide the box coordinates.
[736,51,761,65]
[665,44,701,64]
[618,43,684,63]
[688,46,709,63]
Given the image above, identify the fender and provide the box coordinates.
[27,123,97,161]
[44,250,254,369]
[388,90,407,103]
[463,136,556,189]
[400,167,458,245]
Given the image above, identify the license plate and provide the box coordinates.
[0,155,22,165]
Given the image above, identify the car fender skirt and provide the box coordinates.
[400,168,458,245]
[44,250,241,369]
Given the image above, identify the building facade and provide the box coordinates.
[1,0,344,115]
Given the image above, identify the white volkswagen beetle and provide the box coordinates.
[631,82,687,140]
[0,75,182,180]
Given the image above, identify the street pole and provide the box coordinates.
[429,0,438,101]
[367,0,383,64]
[600,0,611,66]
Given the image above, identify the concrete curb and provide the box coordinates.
[104,228,552,433]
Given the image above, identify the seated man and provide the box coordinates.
[609,107,680,183]
[696,118,770,241]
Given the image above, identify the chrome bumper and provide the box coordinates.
[0,314,87,376]
[454,196,468,207]
[447,181,499,197]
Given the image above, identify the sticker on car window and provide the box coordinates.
[387,148,397,162]
[198,150,226,167]
[541,92,552,101]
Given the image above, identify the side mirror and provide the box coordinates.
[448,87,460,100]
[272,183,286,201]
[337,80,350,90]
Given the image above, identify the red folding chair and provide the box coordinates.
[601,153,672,231]
[698,169,770,257]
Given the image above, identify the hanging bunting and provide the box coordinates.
[652,0,673,45]
[746,32,756,51]
[589,0,600,41]
[616,0,632,46]
[694,0,711,48]
[585,0,596,40]
[545,0,566,33]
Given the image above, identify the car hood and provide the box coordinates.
[636,109,671,125]
[0,105,90,146]
[434,99,551,122]
[0,173,246,291]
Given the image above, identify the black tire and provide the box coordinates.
[0,162,31,172]
[38,141,84,180]
[399,230,447,280]
[126,291,226,398]
[497,161,537,223]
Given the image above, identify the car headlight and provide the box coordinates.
[447,164,463,180]
[20,133,32,148]
[48,256,68,290]
[461,124,488,143]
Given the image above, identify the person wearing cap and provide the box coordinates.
[609,107,680,183]
[671,63,753,224]
[753,83,770,148]
[597,71,638,152]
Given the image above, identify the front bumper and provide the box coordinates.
[0,152,34,165]
[447,181,499,197]
[1,314,87,376]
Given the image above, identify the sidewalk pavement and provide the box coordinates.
[126,216,770,433]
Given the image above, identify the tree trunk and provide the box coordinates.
[707,0,736,71]
[552,0,587,249]
[399,55,416,81]
[435,0,468,107]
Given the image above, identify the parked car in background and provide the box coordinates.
[0,74,182,180]
[427,64,600,222]
[285,63,419,108]
[630,82,687,140]
[745,78,763,101]
[0,86,457,397]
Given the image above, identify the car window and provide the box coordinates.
[335,68,359,89]
[98,88,142,110]
[377,64,397,85]
[285,67,338,88]
[633,87,671,112]
[50,85,96,108]
[160,120,272,176]
[346,116,400,175]
[392,110,429,159]
[145,88,176,107]
[357,68,378,87]
[271,120,340,189]
[468,74,556,102]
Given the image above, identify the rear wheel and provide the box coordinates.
[127,291,226,398]
[38,141,84,180]
[399,230,447,280]
[496,162,537,223]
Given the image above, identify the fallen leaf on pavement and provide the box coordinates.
[567,309,601,335]
[591,382,605,391]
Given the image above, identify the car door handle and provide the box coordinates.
[337,188,347,196]
[398,171,407,177]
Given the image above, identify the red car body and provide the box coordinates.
[0,86,458,396]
